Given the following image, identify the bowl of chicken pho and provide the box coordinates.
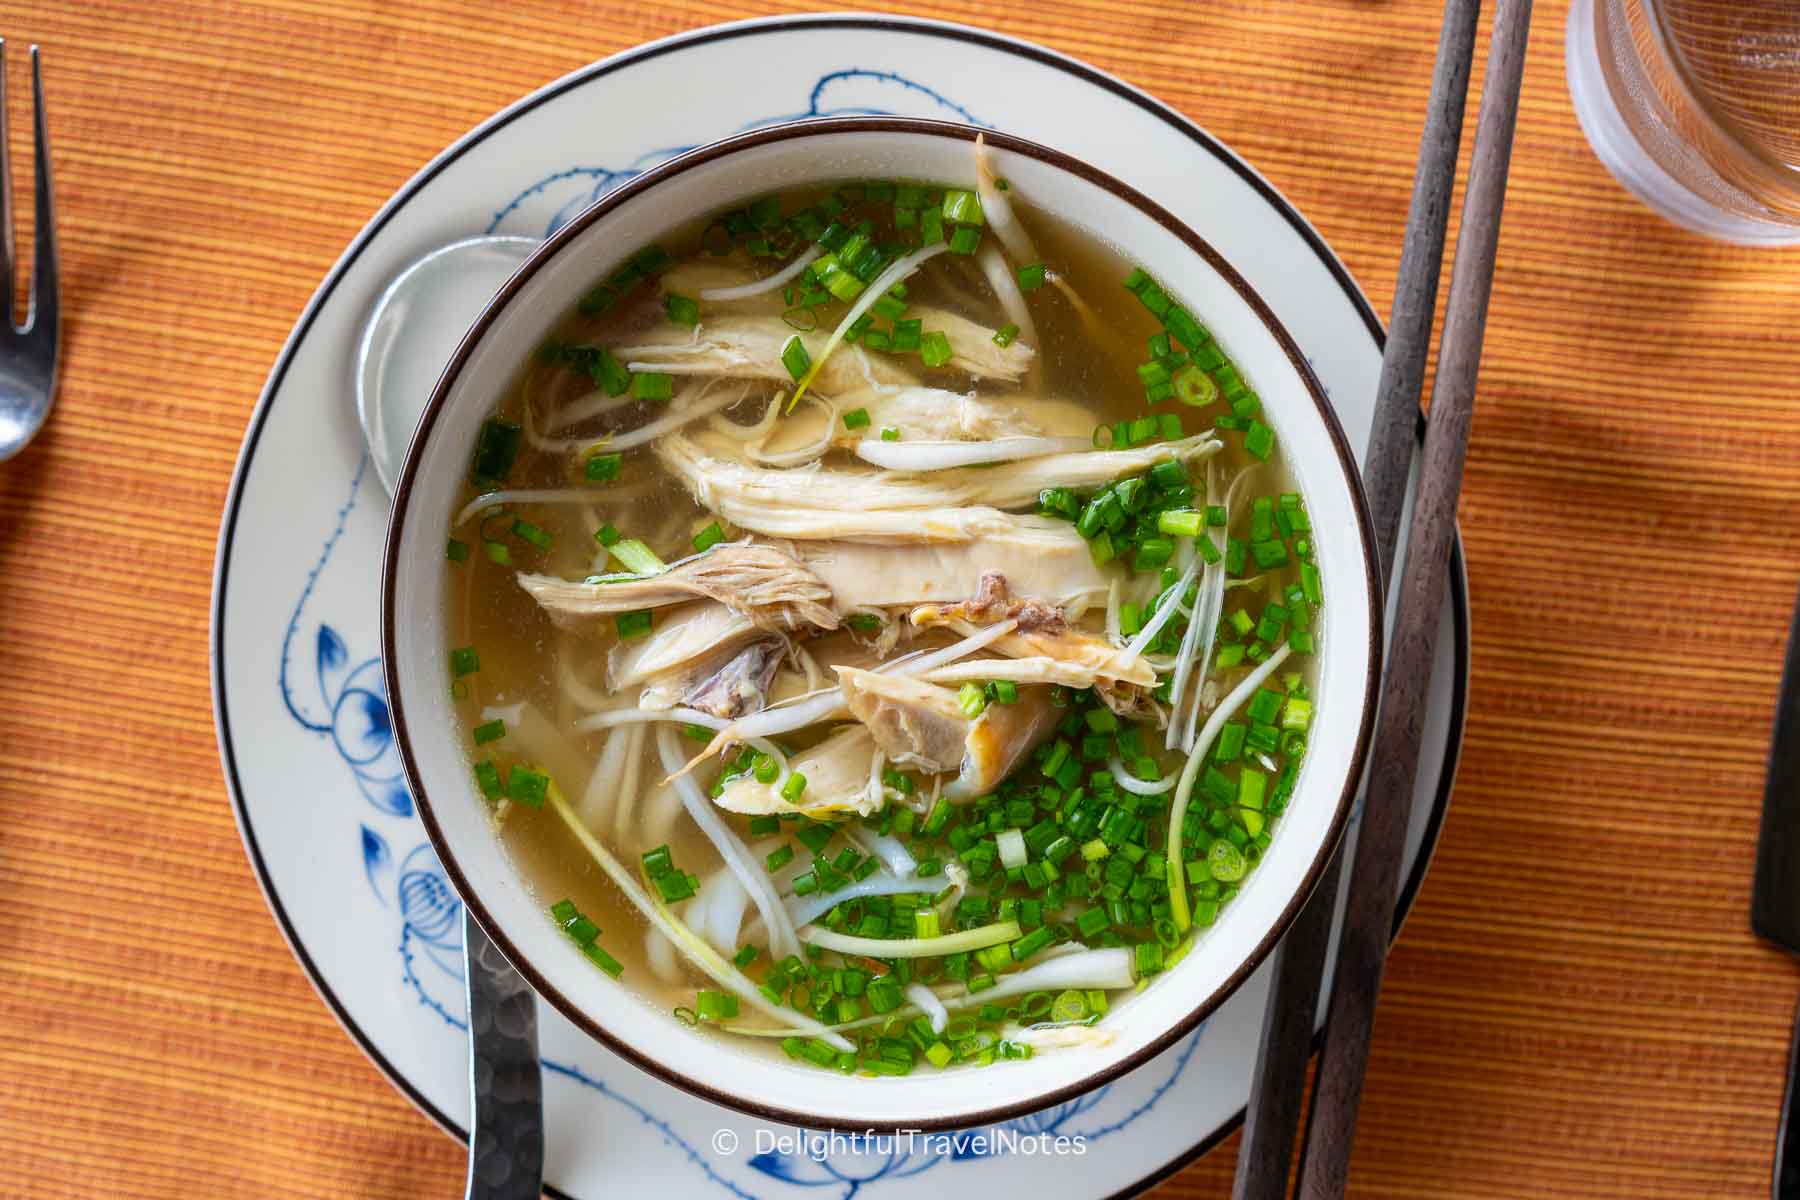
[382,117,1380,1130]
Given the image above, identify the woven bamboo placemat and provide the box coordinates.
[1,2,1794,1195]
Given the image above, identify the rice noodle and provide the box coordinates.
[850,435,1087,471]
[1104,578,1122,647]
[578,728,629,827]
[789,243,950,408]
[656,726,801,961]
[1108,755,1177,796]
[480,701,526,726]
[644,922,682,984]
[690,867,749,955]
[699,245,825,300]
[974,133,1040,267]
[611,724,649,846]
[643,777,682,847]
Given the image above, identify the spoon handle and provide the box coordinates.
[464,909,544,1200]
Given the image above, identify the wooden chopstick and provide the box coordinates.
[1230,4,1482,1197]
[1295,2,1535,1197]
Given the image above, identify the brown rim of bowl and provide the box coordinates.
[381,114,1382,1134]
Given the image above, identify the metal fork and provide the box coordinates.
[0,41,58,463]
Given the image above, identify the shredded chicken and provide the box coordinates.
[756,387,1092,460]
[712,725,882,817]
[664,427,1221,512]
[613,315,918,395]
[925,570,1068,633]
[638,637,786,719]
[789,526,1106,611]
[910,573,1157,717]
[836,667,1058,800]
[518,542,839,634]
[606,603,760,690]
[654,429,1221,543]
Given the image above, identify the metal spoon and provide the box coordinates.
[352,234,545,1199]
[355,235,537,495]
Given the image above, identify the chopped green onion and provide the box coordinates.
[449,646,480,677]
[1157,509,1204,538]
[1245,421,1275,460]
[781,773,808,803]
[615,609,653,640]
[630,371,674,401]
[511,518,552,551]
[507,766,549,809]
[842,407,872,430]
[947,226,981,256]
[696,990,740,1021]
[471,419,523,483]
[880,426,900,441]
[941,189,984,225]
[920,330,953,368]
[1089,530,1116,567]
[446,537,470,562]
[692,522,725,553]
[1172,364,1218,407]
[780,334,812,381]
[608,538,667,575]
[663,292,700,326]
[993,322,1020,348]
[957,682,988,718]
[1017,262,1047,291]
[473,719,505,745]
[585,452,622,482]
[920,206,945,246]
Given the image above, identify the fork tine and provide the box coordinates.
[0,41,14,328]
[26,44,52,339]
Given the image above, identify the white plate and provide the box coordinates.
[210,15,1468,1198]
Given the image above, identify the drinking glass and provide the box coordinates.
[1566,0,1800,245]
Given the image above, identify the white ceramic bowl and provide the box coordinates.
[383,117,1379,1132]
